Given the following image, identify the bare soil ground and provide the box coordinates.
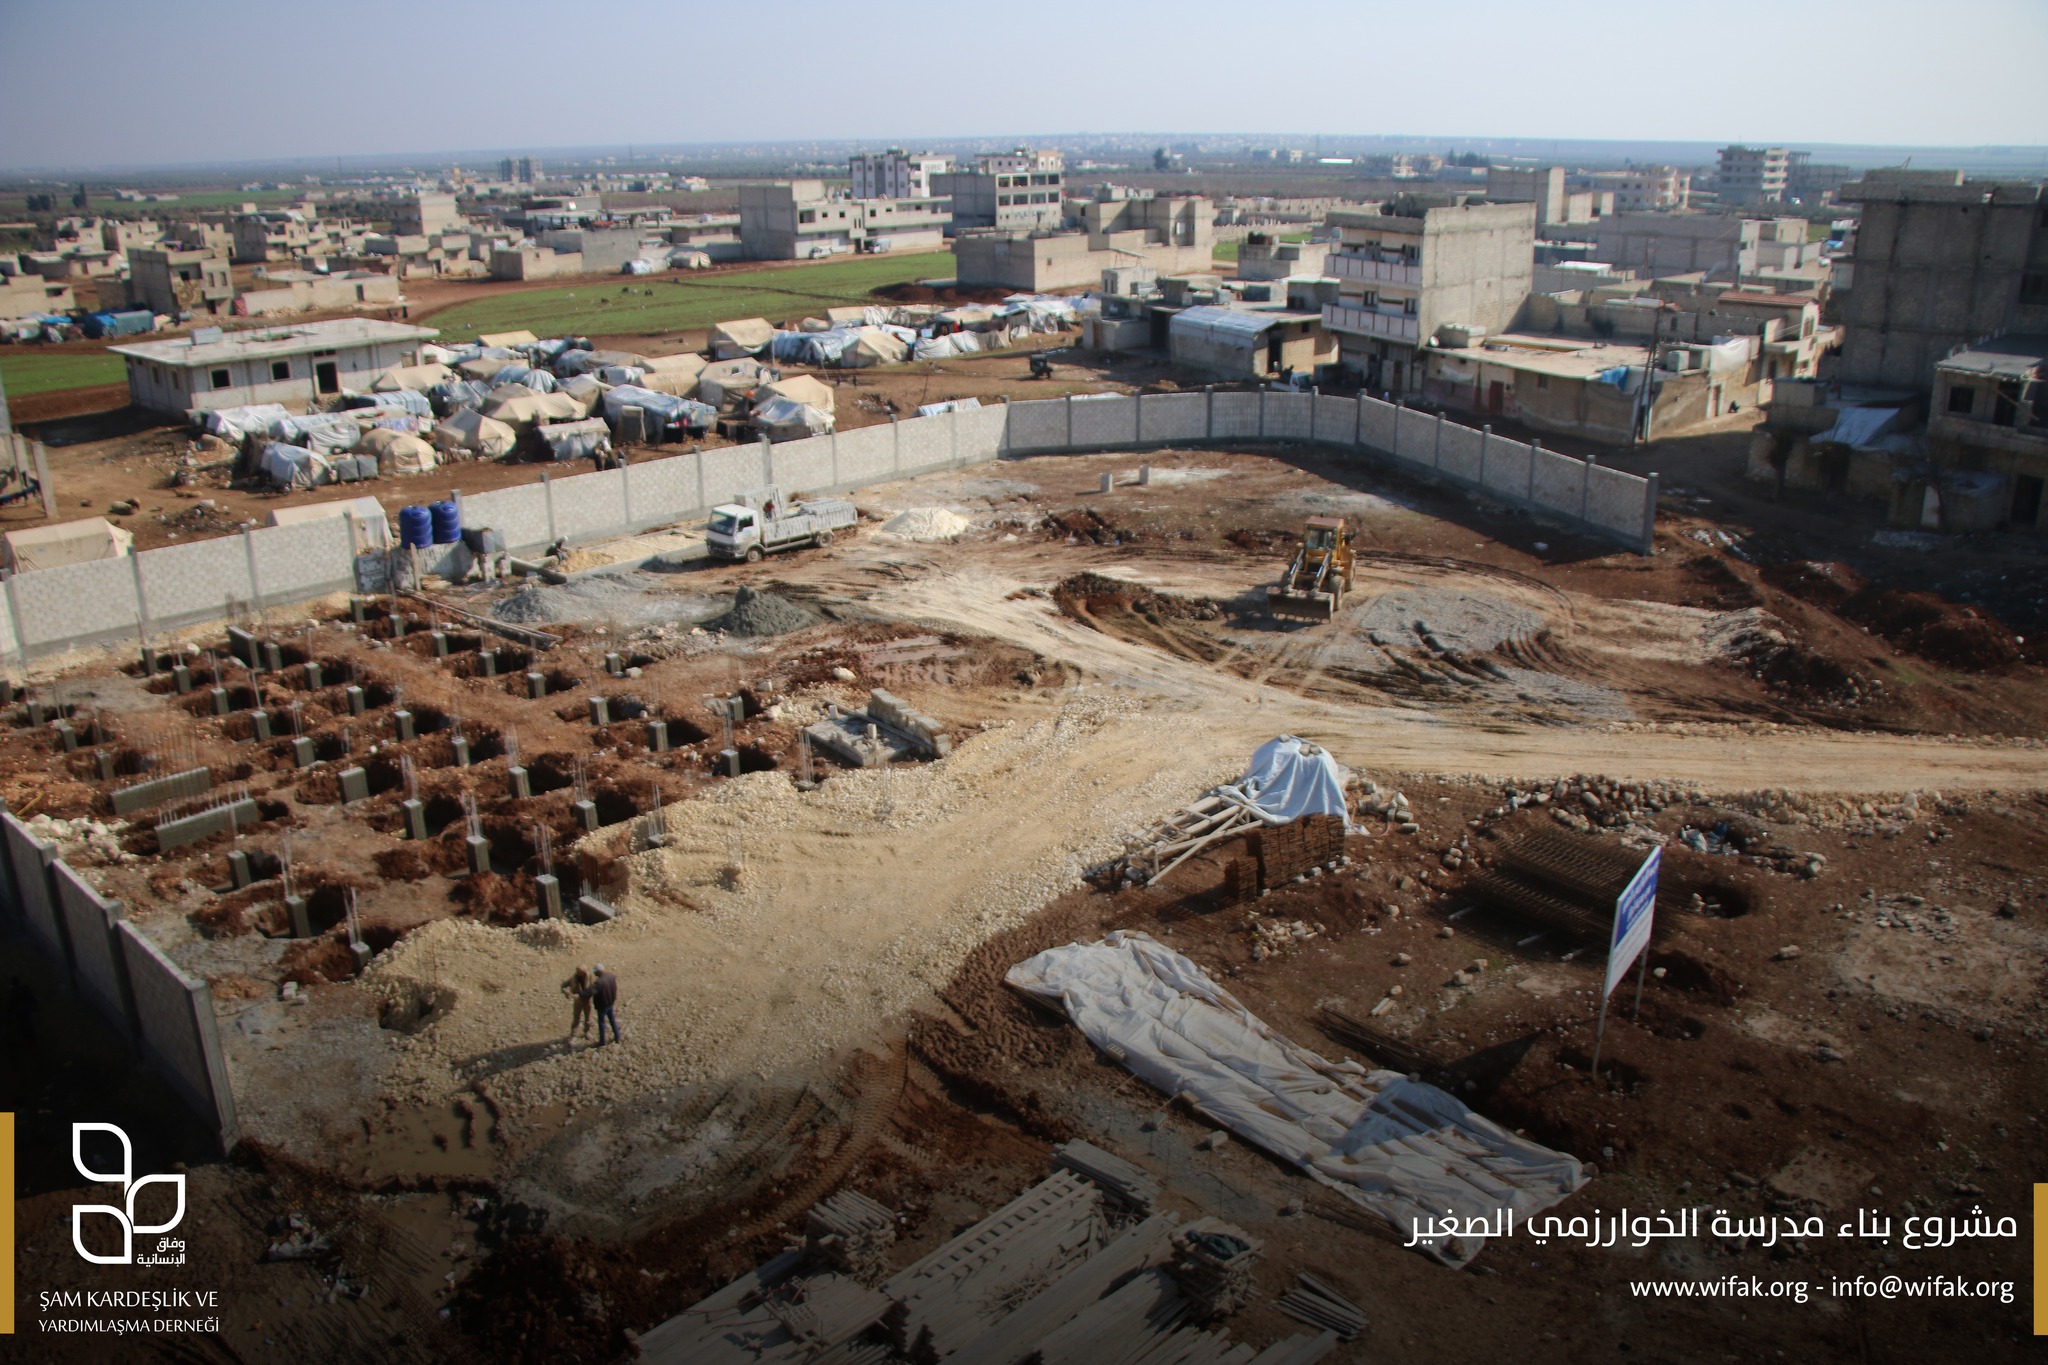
[10,443,2046,1363]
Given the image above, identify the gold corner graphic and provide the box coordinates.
[2035,1183,2046,1337]
[2,1111,13,1335]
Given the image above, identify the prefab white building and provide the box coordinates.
[110,318,439,414]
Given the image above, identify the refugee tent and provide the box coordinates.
[201,403,289,445]
[596,365,646,386]
[476,330,540,350]
[268,412,360,454]
[770,329,848,366]
[419,343,462,364]
[358,425,436,474]
[999,294,1082,331]
[913,331,982,361]
[260,442,332,490]
[371,362,453,393]
[428,379,491,416]
[935,304,1002,333]
[600,385,716,435]
[622,258,659,276]
[536,417,612,462]
[842,324,911,367]
[457,355,517,381]
[696,358,769,407]
[341,388,432,418]
[823,305,875,327]
[556,374,609,414]
[637,368,703,397]
[758,373,836,416]
[752,395,833,441]
[2,517,134,572]
[917,396,983,417]
[709,317,777,359]
[555,348,648,377]
[798,316,833,333]
[264,495,393,549]
[480,387,584,427]
[489,365,558,392]
[432,408,518,460]
[669,249,712,270]
[642,351,707,382]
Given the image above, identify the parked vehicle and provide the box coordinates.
[705,485,857,562]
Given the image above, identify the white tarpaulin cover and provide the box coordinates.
[267,412,360,455]
[913,331,983,361]
[710,317,777,358]
[1814,405,1905,449]
[753,395,832,440]
[202,403,289,444]
[260,442,331,490]
[758,373,835,415]
[1224,735,1353,829]
[370,362,452,393]
[358,425,435,474]
[1007,932,1588,1267]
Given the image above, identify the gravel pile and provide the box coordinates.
[881,507,973,541]
[1354,588,1541,653]
[700,584,820,636]
[492,572,679,627]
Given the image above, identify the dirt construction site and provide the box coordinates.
[8,436,2048,1364]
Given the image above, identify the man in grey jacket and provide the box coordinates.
[587,963,622,1046]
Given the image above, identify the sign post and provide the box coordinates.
[1591,847,1659,1079]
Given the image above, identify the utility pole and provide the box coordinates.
[1633,312,1668,447]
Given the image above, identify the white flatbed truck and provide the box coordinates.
[705,486,857,562]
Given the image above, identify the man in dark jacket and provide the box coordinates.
[587,964,621,1046]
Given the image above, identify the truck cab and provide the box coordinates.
[706,503,762,560]
[705,484,858,562]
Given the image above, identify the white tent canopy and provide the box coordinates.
[358,425,436,474]
[757,373,835,416]
[265,496,392,549]
[710,316,777,359]
[3,517,134,572]
[432,408,517,459]
[370,362,453,393]
[1007,932,1588,1267]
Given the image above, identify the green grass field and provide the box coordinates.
[1212,231,1312,262]
[0,351,125,397]
[419,252,955,340]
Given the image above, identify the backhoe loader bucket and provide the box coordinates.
[1265,583,1343,621]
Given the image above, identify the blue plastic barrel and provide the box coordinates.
[397,505,434,549]
[429,500,461,544]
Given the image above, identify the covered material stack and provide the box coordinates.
[805,1189,897,1285]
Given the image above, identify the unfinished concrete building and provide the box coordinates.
[1587,213,1820,283]
[1320,197,1535,395]
[934,149,1067,234]
[1234,233,1330,281]
[850,149,952,201]
[739,181,951,260]
[953,194,1214,292]
[390,191,461,238]
[127,245,234,317]
[1717,145,1790,205]
[1832,171,2048,392]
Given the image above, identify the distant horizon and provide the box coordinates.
[3,0,2043,170]
[3,133,2045,181]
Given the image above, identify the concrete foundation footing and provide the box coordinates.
[402,798,427,841]
[574,799,599,832]
[508,766,531,800]
[535,874,561,920]
[465,835,491,876]
[338,767,369,803]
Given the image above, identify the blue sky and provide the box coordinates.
[3,0,2045,169]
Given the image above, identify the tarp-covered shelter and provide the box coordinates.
[432,408,518,460]
[1007,932,1588,1268]
[489,365,558,392]
[757,373,836,416]
[480,386,583,427]
[709,317,777,359]
[642,352,708,380]
[371,362,453,393]
[752,395,832,441]
[556,374,609,414]
[265,495,392,549]
[842,324,911,367]
[696,358,770,408]
[2,517,134,572]
[536,418,612,462]
[476,330,539,350]
[268,412,360,455]
[201,403,289,445]
[428,379,491,416]
[260,441,331,490]
[600,385,716,436]
[358,425,436,474]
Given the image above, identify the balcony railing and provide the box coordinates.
[1325,252,1420,287]
[1322,303,1420,343]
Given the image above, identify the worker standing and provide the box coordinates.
[587,963,622,1046]
[562,965,594,1044]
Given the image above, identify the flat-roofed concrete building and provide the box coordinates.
[129,246,233,317]
[110,317,437,413]
[850,149,952,201]
[391,191,461,237]
[953,192,1213,291]
[1718,146,1790,205]
[1320,196,1535,394]
[739,181,950,260]
[1833,171,2048,391]
[935,148,1067,233]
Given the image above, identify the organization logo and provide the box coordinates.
[71,1123,185,1266]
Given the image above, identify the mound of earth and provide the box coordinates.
[881,507,972,541]
[701,584,821,637]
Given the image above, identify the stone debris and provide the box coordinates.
[700,584,821,637]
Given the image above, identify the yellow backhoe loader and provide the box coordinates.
[1264,515,1355,622]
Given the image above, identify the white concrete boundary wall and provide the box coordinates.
[1,393,1654,663]
[0,810,238,1152]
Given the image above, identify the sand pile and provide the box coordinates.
[700,584,820,636]
[881,507,972,541]
[492,573,674,626]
